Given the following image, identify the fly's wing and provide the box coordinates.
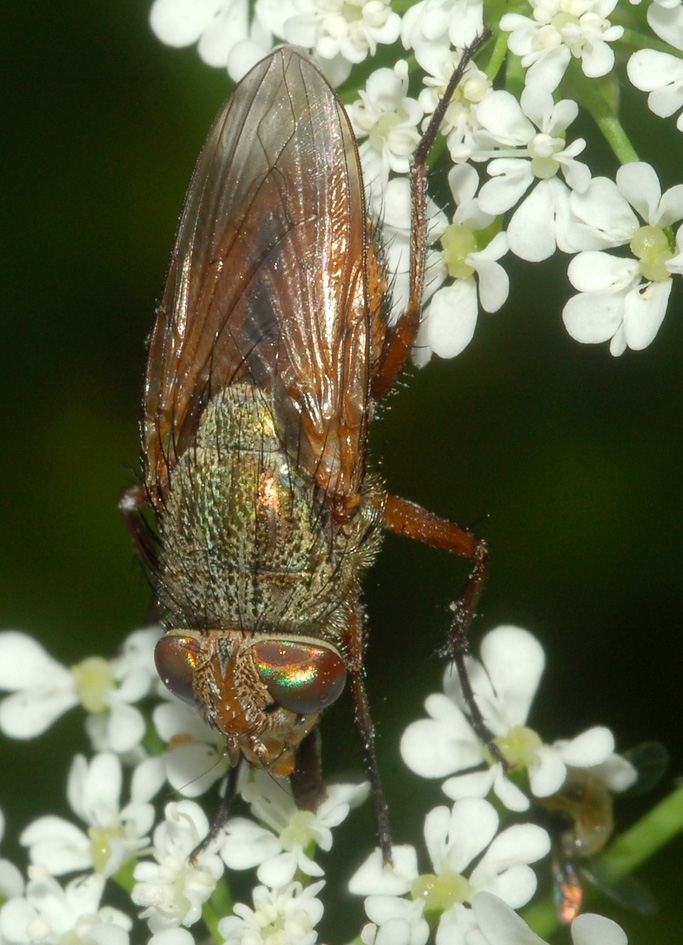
[143,48,373,514]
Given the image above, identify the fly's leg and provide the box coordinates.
[382,494,508,770]
[291,729,325,812]
[190,761,242,863]
[372,29,491,400]
[346,606,393,863]
[118,483,159,576]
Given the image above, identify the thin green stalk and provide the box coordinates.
[522,783,683,939]
[210,876,234,924]
[202,896,223,943]
[567,64,640,165]
[485,28,511,85]
[596,783,683,880]
[112,859,136,894]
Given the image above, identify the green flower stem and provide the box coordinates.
[523,783,683,939]
[112,859,136,894]
[567,64,639,165]
[505,53,526,99]
[600,783,683,880]
[210,875,234,920]
[486,29,512,85]
[202,896,223,943]
[142,726,167,757]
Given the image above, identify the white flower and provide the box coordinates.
[467,891,627,945]
[0,628,159,754]
[349,797,549,945]
[360,895,429,945]
[401,626,617,811]
[563,162,683,354]
[283,0,401,85]
[415,163,509,361]
[150,0,276,80]
[628,49,683,131]
[474,86,590,261]
[401,0,484,61]
[230,0,298,80]
[148,930,196,945]
[0,868,131,945]
[132,801,224,932]
[354,850,430,945]
[20,752,164,878]
[501,0,624,92]
[349,60,423,199]
[416,44,492,164]
[218,879,325,945]
[647,1,683,53]
[221,769,368,886]
[153,698,229,797]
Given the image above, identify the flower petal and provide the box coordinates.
[471,890,545,944]
[557,727,615,767]
[528,745,567,797]
[0,633,72,690]
[571,913,627,945]
[0,689,78,738]
[622,279,671,350]
[480,627,545,727]
[426,282,479,359]
[349,845,418,896]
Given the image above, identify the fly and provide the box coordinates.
[120,37,497,860]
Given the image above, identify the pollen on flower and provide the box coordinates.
[279,809,317,852]
[71,657,116,713]
[630,225,674,282]
[495,725,544,769]
[441,225,477,279]
[528,133,564,178]
[411,869,473,915]
[88,826,125,874]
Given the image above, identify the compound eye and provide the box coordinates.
[251,640,346,715]
[154,635,201,705]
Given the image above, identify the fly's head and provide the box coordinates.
[155,629,347,773]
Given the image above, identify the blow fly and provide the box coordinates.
[121,40,495,858]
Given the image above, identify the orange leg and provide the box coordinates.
[382,493,507,769]
[371,29,491,400]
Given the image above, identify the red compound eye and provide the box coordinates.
[251,640,346,715]
[154,635,201,705]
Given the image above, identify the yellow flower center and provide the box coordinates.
[89,825,125,874]
[411,868,473,916]
[441,224,477,279]
[630,224,674,282]
[71,656,116,713]
[279,810,317,852]
[495,724,543,768]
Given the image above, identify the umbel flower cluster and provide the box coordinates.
[150,0,683,361]
[0,625,641,944]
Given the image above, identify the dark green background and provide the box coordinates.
[3,2,681,942]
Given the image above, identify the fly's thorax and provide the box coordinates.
[154,628,347,773]
[157,385,383,633]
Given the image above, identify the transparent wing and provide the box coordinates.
[143,48,374,514]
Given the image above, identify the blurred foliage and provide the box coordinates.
[3,2,681,941]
